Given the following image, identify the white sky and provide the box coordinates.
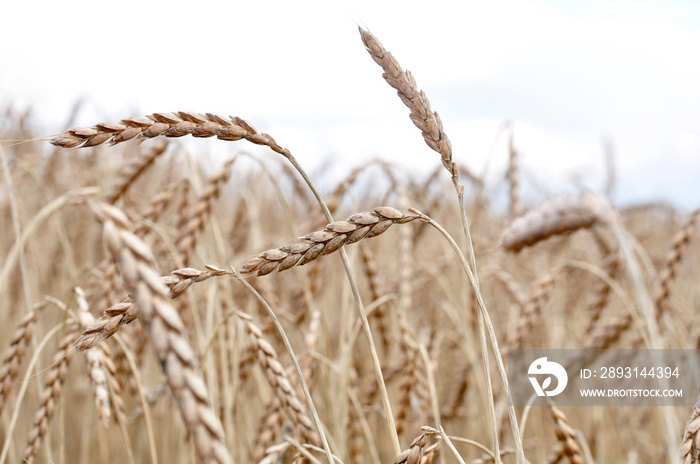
[2,0,699,210]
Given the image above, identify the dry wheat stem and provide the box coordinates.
[359,28,461,195]
[91,201,232,464]
[422,427,468,464]
[0,145,33,321]
[412,208,525,464]
[241,207,423,276]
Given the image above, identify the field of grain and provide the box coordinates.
[0,28,698,464]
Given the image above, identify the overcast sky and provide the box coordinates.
[2,0,699,210]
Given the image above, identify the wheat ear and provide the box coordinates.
[75,286,111,427]
[680,394,700,464]
[237,311,320,449]
[359,27,460,194]
[502,192,617,252]
[549,404,583,464]
[654,209,699,319]
[51,112,289,156]
[241,207,422,276]
[0,302,45,416]
[92,202,231,464]
[507,124,522,216]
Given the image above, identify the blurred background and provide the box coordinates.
[2,0,699,209]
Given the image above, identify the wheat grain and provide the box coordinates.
[508,271,556,351]
[52,112,289,157]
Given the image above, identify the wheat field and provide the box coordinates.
[0,27,698,464]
